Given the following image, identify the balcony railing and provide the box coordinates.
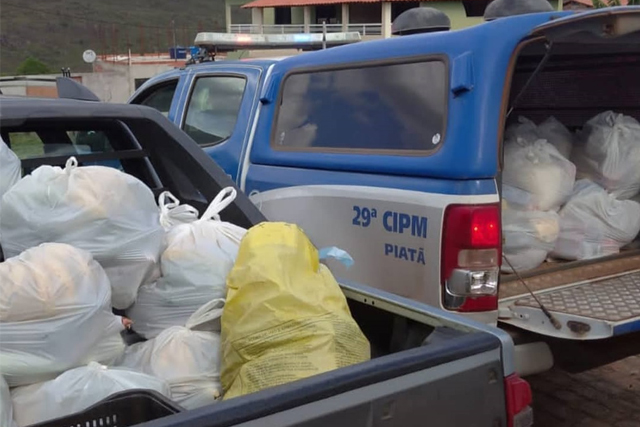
[229,23,382,36]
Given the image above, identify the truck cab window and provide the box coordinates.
[133,81,178,117]
[273,59,447,154]
[183,76,247,147]
[6,129,122,173]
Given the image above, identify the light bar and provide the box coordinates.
[194,32,362,52]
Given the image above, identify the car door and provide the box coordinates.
[129,73,189,126]
[176,66,263,183]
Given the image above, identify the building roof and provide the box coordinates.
[243,0,432,8]
[563,0,629,6]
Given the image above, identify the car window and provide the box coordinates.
[183,76,247,146]
[7,130,122,171]
[273,59,447,153]
[134,81,178,117]
[7,132,44,160]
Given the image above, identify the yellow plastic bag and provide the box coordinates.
[221,222,371,400]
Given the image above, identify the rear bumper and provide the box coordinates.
[513,342,554,377]
[500,324,554,376]
[455,309,499,327]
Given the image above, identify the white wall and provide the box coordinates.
[80,72,131,103]
[87,61,179,103]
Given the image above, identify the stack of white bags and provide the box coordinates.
[501,208,560,273]
[572,111,640,200]
[1,156,165,309]
[502,112,640,273]
[501,116,575,272]
[119,300,225,409]
[0,243,126,387]
[0,139,245,425]
[552,180,640,260]
[127,188,246,339]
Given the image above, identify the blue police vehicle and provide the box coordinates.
[130,4,640,375]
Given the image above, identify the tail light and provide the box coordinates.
[505,373,534,427]
[441,203,501,312]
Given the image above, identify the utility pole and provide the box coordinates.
[140,24,145,55]
[171,19,177,49]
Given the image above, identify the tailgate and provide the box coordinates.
[498,254,640,340]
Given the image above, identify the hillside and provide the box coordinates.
[0,0,240,75]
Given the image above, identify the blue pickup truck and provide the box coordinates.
[130,6,640,375]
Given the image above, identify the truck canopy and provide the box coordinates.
[247,10,582,184]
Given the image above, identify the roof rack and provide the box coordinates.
[186,31,362,64]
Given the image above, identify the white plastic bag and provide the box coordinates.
[0,157,165,309]
[502,184,548,212]
[572,111,640,199]
[503,138,576,211]
[127,188,245,339]
[0,243,125,387]
[11,362,171,427]
[552,180,640,260]
[505,116,540,146]
[538,116,574,159]
[502,206,560,273]
[505,116,573,159]
[0,137,21,201]
[159,191,199,230]
[0,376,16,427]
[118,303,224,409]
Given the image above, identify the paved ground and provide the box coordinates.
[529,355,640,427]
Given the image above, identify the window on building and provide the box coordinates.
[349,3,382,24]
[131,80,179,117]
[391,2,421,21]
[273,59,447,153]
[462,0,491,17]
[183,75,247,146]
[275,7,292,25]
[316,5,340,24]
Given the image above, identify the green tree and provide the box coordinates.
[16,57,52,75]
[593,0,640,7]
[593,0,619,6]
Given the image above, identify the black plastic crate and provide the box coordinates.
[28,389,183,427]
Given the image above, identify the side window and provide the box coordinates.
[273,59,447,153]
[6,130,122,172]
[183,76,247,146]
[134,81,178,117]
[6,132,44,160]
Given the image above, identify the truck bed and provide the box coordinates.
[138,282,511,427]
[498,39,640,341]
[499,247,640,340]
